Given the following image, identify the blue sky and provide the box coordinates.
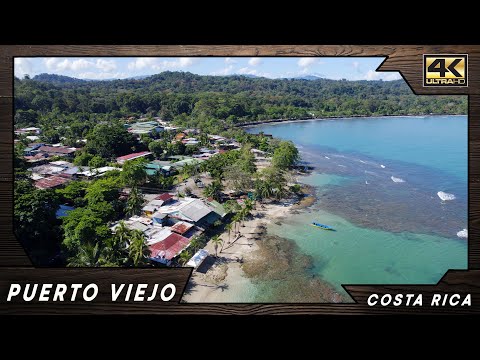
[14,57,401,81]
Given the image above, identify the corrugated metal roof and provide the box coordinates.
[117,151,152,162]
[152,212,167,219]
[145,228,172,245]
[180,199,212,222]
[155,193,173,202]
[149,233,190,260]
[38,146,76,154]
[127,221,150,232]
[142,205,158,212]
[206,200,227,217]
[170,221,194,235]
[34,175,70,189]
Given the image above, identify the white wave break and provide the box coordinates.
[391,176,405,183]
[457,229,468,239]
[437,191,456,201]
[380,164,386,168]
[324,156,330,159]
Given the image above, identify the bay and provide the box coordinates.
[247,115,468,297]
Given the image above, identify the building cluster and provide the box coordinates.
[111,193,226,265]
[16,118,247,267]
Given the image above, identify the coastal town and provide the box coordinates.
[14,115,304,298]
[13,60,469,303]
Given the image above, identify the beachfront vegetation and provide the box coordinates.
[210,235,223,257]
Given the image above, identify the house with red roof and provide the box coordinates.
[149,232,191,263]
[37,145,77,157]
[116,151,152,164]
[170,221,194,236]
[34,175,71,190]
[154,193,174,204]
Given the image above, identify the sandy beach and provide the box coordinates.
[182,201,294,302]
[182,176,319,303]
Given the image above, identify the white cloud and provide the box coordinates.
[44,58,60,70]
[96,59,116,72]
[77,71,129,80]
[297,58,317,68]
[248,58,262,66]
[14,58,34,78]
[211,65,234,76]
[176,58,196,67]
[127,58,157,70]
[352,61,360,69]
[127,57,198,71]
[57,59,94,71]
[43,58,117,73]
[225,57,237,64]
[238,67,258,75]
[364,70,401,81]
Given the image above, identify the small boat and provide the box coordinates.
[311,222,336,231]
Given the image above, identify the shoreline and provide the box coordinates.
[237,113,466,128]
[182,201,297,303]
[182,179,322,303]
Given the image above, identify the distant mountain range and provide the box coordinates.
[32,73,87,83]
[292,74,324,80]
[31,73,152,83]
[30,72,327,83]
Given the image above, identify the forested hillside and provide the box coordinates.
[15,71,467,134]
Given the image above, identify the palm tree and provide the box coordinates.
[238,208,247,227]
[223,199,241,215]
[126,186,144,217]
[103,227,129,266]
[232,213,241,235]
[181,163,193,180]
[210,235,223,257]
[128,230,151,266]
[113,221,130,247]
[255,180,273,202]
[67,243,104,267]
[189,236,201,253]
[274,185,287,201]
[243,199,254,220]
[179,250,192,266]
[244,198,255,210]
[203,180,223,201]
[225,222,232,244]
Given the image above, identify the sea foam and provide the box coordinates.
[437,191,456,201]
[380,165,386,168]
[457,229,468,238]
[324,156,330,159]
[391,176,405,183]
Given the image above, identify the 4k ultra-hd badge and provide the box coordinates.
[424,54,468,87]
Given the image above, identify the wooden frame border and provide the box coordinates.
[1,45,479,314]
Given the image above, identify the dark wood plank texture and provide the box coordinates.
[0,45,478,314]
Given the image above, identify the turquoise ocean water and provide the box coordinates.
[247,115,468,298]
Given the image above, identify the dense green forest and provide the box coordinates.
[15,72,467,135]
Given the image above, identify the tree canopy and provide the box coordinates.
[14,72,467,134]
[85,123,138,160]
[272,140,300,169]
